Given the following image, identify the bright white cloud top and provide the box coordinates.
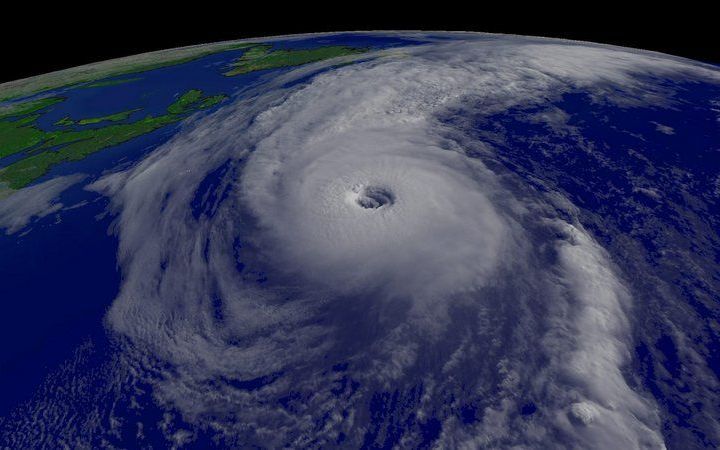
[2,32,720,449]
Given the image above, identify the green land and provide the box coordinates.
[0,42,370,194]
[224,45,367,76]
[0,90,226,190]
[0,41,253,101]
[0,96,65,120]
[55,108,141,126]
[82,77,142,89]
[0,40,369,101]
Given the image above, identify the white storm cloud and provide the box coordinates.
[77,33,720,447]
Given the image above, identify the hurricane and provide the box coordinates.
[1,32,719,449]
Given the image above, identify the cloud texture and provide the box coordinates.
[9,33,720,448]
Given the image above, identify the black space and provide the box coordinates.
[1,10,716,84]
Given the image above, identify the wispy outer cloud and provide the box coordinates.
[0,174,85,234]
[11,34,719,447]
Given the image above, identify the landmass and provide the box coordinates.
[55,108,141,126]
[0,42,371,195]
[0,41,253,101]
[0,90,226,190]
[82,77,143,89]
[224,45,367,76]
[0,96,65,120]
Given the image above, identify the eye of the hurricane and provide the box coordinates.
[354,185,395,209]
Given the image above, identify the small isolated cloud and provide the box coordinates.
[652,121,675,135]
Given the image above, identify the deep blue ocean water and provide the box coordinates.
[440,79,720,446]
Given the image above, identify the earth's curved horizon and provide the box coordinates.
[1,31,719,449]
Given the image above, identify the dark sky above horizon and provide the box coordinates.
[1,12,715,84]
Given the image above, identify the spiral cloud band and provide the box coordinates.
[15,34,714,448]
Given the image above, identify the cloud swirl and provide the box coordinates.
[72,35,720,448]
